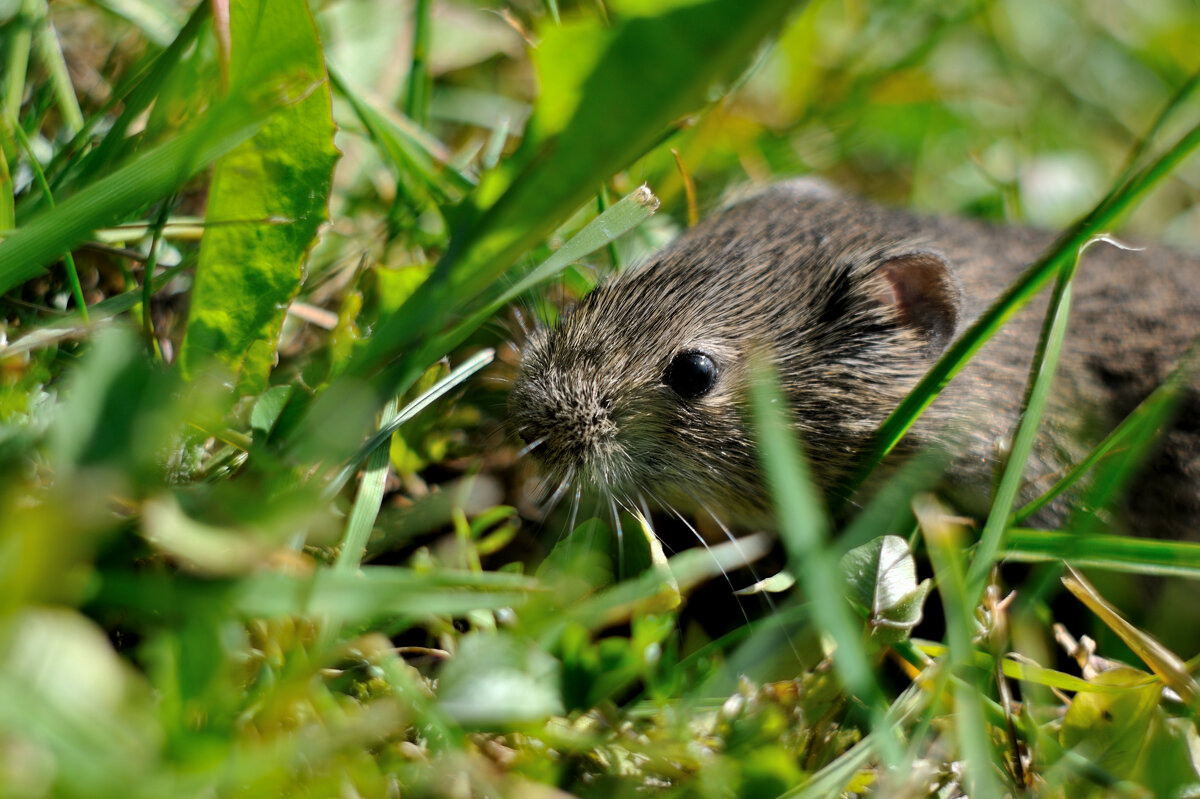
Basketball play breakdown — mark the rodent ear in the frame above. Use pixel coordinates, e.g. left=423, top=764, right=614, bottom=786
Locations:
left=870, top=252, right=961, bottom=356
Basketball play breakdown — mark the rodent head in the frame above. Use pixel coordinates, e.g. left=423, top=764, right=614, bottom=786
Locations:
left=509, top=181, right=962, bottom=521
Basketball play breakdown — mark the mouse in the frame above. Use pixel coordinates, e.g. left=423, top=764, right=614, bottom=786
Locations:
left=508, top=179, right=1200, bottom=539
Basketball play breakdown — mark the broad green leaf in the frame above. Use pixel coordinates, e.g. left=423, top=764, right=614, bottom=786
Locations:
left=179, top=0, right=338, bottom=394
left=840, top=535, right=931, bottom=645
left=1060, top=666, right=1163, bottom=796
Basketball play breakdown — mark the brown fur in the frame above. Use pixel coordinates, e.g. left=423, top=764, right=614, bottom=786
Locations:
left=509, top=179, right=1200, bottom=536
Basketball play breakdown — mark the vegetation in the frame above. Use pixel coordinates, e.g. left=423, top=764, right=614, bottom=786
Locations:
left=1, top=0, right=1199, bottom=797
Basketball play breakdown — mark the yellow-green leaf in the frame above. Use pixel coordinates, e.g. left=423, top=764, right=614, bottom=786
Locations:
left=180, top=0, right=338, bottom=394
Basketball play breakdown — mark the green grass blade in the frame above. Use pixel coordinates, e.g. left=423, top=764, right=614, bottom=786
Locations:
left=749, top=359, right=899, bottom=765
left=32, top=1, right=84, bottom=136
left=71, top=3, right=210, bottom=185
left=10, top=122, right=88, bottom=320
left=1013, top=344, right=1199, bottom=524
left=330, top=67, right=473, bottom=202
left=503, top=186, right=657, bottom=304
left=1002, top=529, right=1200, bottom=579
left=403, top=0, right=432, bottom=127
left=334, top=396, right=400, bottom=574
left=916, top=495, right=1006, bottom=797
left=964, top=244, right=1081, bottom=600
left=2, top=0, right=34, bottom=125
left=0, top=128, right=13, bottom=230
left=323, top=348, right=496, bottom=500
left=0, top=94, right=272, bottom=295
left=97, top=567, right=535, bottom=623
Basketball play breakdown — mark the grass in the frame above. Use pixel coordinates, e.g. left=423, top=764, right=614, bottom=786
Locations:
left=1, top=0, right=1200, bottom=797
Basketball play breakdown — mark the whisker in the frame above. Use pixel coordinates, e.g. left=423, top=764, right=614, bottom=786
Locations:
left=512, top=304, right=532, bottom=339
left=637, top=493, right=653, bottom=527
left=567, top=482, right=583, bottom=535
left=662, top=502, right=741, bottom=597
left=543, top=470, right=574, bottom=518
left=607, top=492, right=624, bottom=579
left=517, top=437, right=545, bottom=459
left=699, top=501, right=804, bottom=666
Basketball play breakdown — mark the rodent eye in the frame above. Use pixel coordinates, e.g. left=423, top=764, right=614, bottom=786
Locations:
left=664, top=350, right=718, bottom=400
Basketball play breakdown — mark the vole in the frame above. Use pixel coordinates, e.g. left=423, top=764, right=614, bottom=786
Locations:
left=508, top=179, right=1200, bottom=538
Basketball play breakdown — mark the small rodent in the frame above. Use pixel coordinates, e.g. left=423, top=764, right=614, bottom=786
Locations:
left=509, top=179, right=1200, bottom=537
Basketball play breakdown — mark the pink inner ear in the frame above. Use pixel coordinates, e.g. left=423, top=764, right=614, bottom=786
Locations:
left=875, top=252, right=961, bottom=355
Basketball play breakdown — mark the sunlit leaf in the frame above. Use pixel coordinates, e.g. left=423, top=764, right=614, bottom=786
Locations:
left=179, top=0, right=338, bottom=393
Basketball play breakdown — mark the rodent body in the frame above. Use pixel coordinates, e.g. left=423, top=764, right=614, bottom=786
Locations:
left=509, top=180, right=1200, bottom=537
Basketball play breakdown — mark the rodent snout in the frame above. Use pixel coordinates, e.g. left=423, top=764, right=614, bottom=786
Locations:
left=509, top=377, right=621, bottom=473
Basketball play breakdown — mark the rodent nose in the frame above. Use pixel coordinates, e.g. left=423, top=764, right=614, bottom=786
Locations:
left=517, top=387, right=619, bottom=467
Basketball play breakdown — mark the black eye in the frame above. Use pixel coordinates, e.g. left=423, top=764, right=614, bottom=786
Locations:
left=664, top=350, right=718, bottom=400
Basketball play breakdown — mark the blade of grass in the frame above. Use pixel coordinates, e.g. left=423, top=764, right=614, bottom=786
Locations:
left=963, top=239, right=1082, bottom=600
left=842, top=75, right=1200, bottom=503
left=334, top=394, right=400, bottom=575
left=749, top=359, right=901, bottom=767
left=0, top=127, right=12, bottom=230
left=10, top=123, right=88, bottom=320
left=323, top=348, right=496, bottom=501
left=2, top=0, right=34, bottom=127
left=483, top=185, right=658, bottom=312
left=0, top=91, right=276, bottom=294
left=1062, top=565, right=1200, bottom=709
left=915, top=494, right=1005, bottom=797
left=98, top=566, right=535, bottom=622
left=140, top=196, right=174, bottom=360
left=1002, top=529, right=1200, bottom=579
left=1013, top=342, right=1198, bottom=523
left=32, top=0, right=84, bottom=136
left=916, top=641, right=1139, bottom=693
left=330, top=67, right=474, bottom=203
left=72, top=2, right=210, bottom=184
left=403, top=0, right=432, bottom=128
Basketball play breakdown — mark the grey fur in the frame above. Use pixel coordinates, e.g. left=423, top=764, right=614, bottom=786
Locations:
left=509, top=180, right=1200, bottom=536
